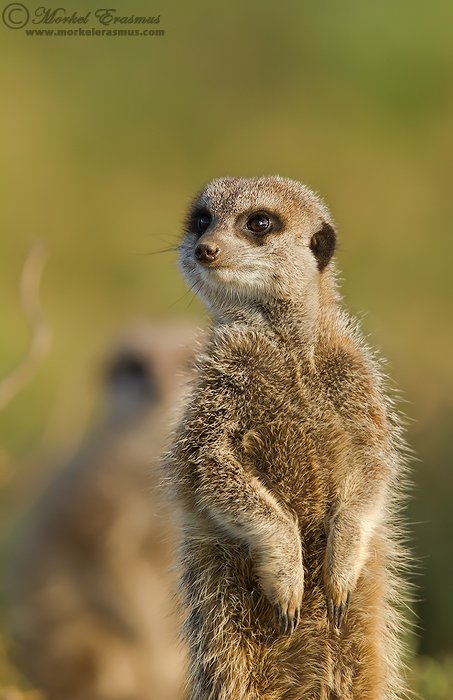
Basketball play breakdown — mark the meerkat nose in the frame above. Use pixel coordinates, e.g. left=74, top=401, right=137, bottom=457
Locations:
left=194, top=242, right=221, bottom=264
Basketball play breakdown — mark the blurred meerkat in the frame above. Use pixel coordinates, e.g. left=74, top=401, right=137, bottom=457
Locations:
left=166, top=177, right=410, bottom=700
left=8, top=321, right=199, bottom=700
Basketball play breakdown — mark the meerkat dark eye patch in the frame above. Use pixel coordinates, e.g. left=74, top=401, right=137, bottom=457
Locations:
left=309, top=222, right=336, bottom=271
left=188, top=209, right=212, bottom=236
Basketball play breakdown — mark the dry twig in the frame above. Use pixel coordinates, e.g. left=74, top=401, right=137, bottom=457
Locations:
left=0, top=242, right=51, bottom=411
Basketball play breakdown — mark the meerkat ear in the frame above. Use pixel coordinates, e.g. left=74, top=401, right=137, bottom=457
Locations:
left=309, top=222, right=336, bottom=272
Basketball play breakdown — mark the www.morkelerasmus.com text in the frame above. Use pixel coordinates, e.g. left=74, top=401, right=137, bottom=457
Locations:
left=25, top=27, right=164, bottom=35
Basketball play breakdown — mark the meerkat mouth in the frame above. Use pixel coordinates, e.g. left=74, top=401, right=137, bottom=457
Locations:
left=193, top=265, right=276, bottom=307
left=198, top=264, right=257, bottom=285
left=197, top=265, right=237, bottom=287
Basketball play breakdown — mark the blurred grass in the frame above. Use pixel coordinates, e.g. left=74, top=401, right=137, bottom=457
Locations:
left=0, top=0, right=452, bottom=678
left=411, top=656, right=453, bottom=700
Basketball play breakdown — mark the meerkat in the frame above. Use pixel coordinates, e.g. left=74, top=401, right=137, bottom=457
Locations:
left=7, top=321, right=199, bottom=700
left=165, top=177, right=410, bottom=700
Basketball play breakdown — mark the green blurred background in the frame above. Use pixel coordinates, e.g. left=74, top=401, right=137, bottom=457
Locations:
left=1, top=0, right=453, bottom=696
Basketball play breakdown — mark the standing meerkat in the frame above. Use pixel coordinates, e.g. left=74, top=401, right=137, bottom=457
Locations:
left=166, top=177, right=410, bottom=700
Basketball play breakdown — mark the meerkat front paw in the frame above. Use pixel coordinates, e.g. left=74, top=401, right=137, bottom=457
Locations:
left=326, top=583, right=351, bottom=630
left=273, top=583, right=303, bottom=636
left=259, top=555, right=304, bottom=636
left=271, top=573, right=304, bottom=635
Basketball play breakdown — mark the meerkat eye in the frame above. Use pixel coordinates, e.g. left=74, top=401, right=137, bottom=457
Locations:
left=197, top=215, right=211, bottom=233
left=246, top=214, right=271, bottom=234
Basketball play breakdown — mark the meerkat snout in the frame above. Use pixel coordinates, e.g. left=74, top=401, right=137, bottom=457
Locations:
left=194, top=240, right=221, bottom=264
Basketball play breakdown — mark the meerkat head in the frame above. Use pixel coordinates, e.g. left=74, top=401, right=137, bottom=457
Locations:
left=179, top=176, right=337, bottom=316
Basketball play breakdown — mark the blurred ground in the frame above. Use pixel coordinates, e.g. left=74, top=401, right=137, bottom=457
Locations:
left=1, top=0, right=453, bottom=697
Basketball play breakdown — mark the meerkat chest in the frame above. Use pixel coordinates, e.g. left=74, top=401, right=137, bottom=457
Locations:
left=214, top=330, right=322, bottom=425
left=207, top=331, right=342, bottom=502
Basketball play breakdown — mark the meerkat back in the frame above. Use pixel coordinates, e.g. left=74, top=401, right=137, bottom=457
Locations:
left=166, top=177, right=410, bottom=700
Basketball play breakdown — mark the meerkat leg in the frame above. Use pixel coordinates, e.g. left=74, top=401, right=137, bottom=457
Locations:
left=194, top=444, right=304, bottom=635
left=323, top=482, right=387, bottom=629
left=181, top=539, right=281, bottom=700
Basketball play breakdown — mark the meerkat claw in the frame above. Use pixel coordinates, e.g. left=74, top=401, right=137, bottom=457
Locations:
left=281, top=612, right=288, bottom=635
left=287, top=606, right=301, bottom=635
left=330, top=591, right=351, bottom=629
left=287, top=618, right=293, bottom=636
left=336, top=603, right=344, bottom=628
left=293, top=607, right=300, bottom=632
left=345, top=591, right=351, bottom=616
left=274, top=605, right=295, bottom=635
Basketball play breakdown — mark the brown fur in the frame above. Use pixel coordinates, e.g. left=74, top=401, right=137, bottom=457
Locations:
left=7, top=321, right=199, bottom=700
left=166, top=177, right=410, bottom=700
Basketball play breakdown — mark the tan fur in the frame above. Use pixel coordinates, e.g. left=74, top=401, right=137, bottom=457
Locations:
left=166, top=177, right=410, bottom=700
left=7, top=321, right=199, bottom=700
